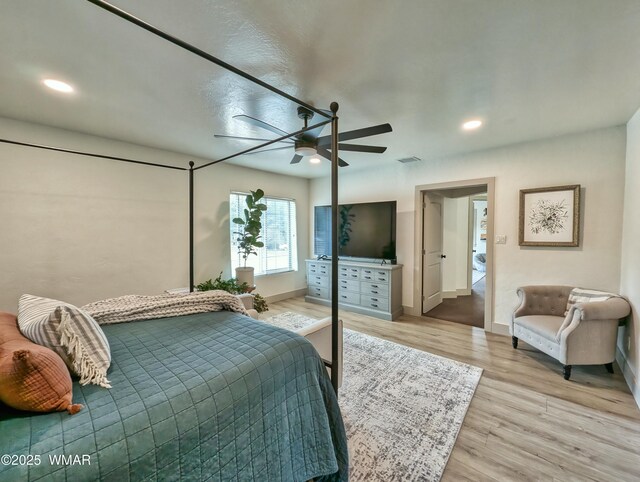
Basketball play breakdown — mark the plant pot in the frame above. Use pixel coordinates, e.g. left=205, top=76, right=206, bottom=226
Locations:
left=235, top=267, right=255, bottom=288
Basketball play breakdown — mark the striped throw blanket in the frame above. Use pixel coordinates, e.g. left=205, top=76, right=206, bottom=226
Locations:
left=82, top=290, right=249, bottom=325
left=564, top=288, right=618, bottom=316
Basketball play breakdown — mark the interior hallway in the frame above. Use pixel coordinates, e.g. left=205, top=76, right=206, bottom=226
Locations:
left=425, top=276, right=485, bottom=328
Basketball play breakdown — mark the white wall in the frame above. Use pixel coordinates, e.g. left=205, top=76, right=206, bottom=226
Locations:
left=473, top=200, right=488, bottom=254
left=0, top=117, right=309, bottom=312
left=195, top=165, right=310, bottom=299
left=619, top=108, right=640, bottom=405
left=442, top=197, right=470, bottom=295
left=310, top=126, right=626, bottom=329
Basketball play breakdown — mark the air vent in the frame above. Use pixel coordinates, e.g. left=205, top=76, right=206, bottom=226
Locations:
left=397, top=156, right=422, bottom=164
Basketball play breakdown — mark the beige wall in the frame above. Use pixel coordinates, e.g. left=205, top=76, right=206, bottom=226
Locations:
left=194, top=163, right=310, bottom=299
left=0, top=117, right=309, bottom=312
left=310, top=126, right=627, bottom=330
left=442, top=196, right=470, bottom=295
left=619, top=108, right=640, bottom=405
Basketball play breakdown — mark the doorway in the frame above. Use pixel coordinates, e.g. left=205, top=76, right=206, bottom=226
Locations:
left=413, top=178, right=495, bottom=331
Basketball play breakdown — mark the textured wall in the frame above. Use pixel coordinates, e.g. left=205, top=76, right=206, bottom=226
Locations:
left=310, top=126, right=627, bottom=330
left=619, top=108, right=640, bottom=405
left=0, top=117, right=309, bottom=312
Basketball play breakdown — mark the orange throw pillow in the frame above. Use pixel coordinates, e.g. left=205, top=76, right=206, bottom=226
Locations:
left=0, top=312, right=82, bottom=414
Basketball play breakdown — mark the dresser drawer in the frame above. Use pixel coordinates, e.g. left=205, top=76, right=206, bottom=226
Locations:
left=339, top=267, right=361, bottom=280
left=360, top=269, right=389, bottom=283
left=308, top=265, right=329, bottom=276
left=307, top=286, right=328, bottom=299
left=361, top=281, right=389, bottom=297
left=337, top=290, right=359, bottom=304
left=338, top=278, right=359, bottom=292
left=361, top=295, right=389, bottom=311
left=308, top=275, right=328, bottom=288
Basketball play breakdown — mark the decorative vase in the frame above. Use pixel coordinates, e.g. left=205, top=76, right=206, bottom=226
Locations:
left=235, top=267, right=255, bottom=288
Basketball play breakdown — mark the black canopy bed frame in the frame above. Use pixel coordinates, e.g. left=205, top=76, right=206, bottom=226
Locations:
left=0, top=0, right=342, bottom=394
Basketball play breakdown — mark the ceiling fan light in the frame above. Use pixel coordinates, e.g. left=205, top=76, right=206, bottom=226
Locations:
left=309, top=157, right=321, bottom=164
left=294, top=146, right=316, bottom=156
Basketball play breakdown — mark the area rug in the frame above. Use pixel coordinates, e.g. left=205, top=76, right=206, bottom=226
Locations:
left=262, top=312, right=483, bottom=481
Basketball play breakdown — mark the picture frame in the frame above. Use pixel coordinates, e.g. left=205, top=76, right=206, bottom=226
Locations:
left=519, top=184, right=580, bottom=247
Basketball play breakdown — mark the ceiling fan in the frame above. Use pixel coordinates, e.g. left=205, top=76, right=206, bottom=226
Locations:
left=214, top=106, right=392, bottom=167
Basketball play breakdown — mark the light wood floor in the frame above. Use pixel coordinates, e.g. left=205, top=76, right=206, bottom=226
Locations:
left=268, top=297, right=640, bottom=482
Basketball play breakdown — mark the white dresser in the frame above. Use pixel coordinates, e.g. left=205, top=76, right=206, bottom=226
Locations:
left=305, top=259, right=403, bottom=320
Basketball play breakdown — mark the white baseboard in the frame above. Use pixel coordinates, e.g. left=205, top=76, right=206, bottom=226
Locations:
left=442, top=288, right=472, bottom=299
left=616, top=345, right=640, bottom=410
left=403, top=304, right=420, bottom=317
left=265, top=288, right=308, bottom=304
left=491, top=322, right=510, bottom=336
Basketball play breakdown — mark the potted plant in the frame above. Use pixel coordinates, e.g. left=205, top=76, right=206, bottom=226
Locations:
left=195, top=272, right=269, bottom=313
left=232, top=189, right=267, bottom=287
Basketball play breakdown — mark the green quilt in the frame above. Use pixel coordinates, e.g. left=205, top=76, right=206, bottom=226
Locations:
left=0, top=311, right=348, bottom=481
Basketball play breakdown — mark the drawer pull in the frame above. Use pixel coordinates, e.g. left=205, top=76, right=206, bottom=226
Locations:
left=377, top=271, right=385, bottom=275
left=371, top=284, right=379, bottom=288
left=371, top=298, right=378, bottom=302
left=341, top=295, right=347, bottom=299
left=372, top=304, right=378, bottom=308
left=371, top=291, right=378, bottom=294
left=377, top=278, right=385, bottom=281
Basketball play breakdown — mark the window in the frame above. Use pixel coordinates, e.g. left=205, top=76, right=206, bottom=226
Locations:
left=230, top=192, right=298, bottom=275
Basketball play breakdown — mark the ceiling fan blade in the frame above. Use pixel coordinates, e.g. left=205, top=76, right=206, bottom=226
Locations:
left=244, top=145, right=292, bottom=156
left=214, top=134, right=293, bottom=144
left=317, top=147, right=349, bottom=167
left=290, top=154, right=303, bottom=164
left=318, top=123, right=392, bottom=145
left=233, top=114, right=290, bottom=137
left=336, top=143, right=387, bottom=153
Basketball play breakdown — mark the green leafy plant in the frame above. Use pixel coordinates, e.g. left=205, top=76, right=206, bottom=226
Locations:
left=339, top=204, right=355, bottom=250
left=195, top=272, right=249, bottom=294
left=252, top=293, right=268, bottom=313
left=232, top=189, right=267, bottom=266
left=195, top=272, right=269, bottom=313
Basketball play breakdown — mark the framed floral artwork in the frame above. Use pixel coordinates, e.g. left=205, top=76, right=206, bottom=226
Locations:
left=519, top=185, right=580, bottom=247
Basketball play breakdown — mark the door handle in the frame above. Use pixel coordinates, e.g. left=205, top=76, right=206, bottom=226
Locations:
left=440, top=254, right=447, bottom=259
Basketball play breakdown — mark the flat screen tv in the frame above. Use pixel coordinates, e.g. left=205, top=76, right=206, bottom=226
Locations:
left=314, top=201, right=396, bottom=262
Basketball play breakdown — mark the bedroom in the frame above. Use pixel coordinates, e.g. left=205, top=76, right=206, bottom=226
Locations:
left=1, top=0, right=640, bottom=481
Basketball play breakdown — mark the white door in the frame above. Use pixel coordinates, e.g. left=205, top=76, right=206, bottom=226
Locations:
left=422, top=192, right=444, bottom=313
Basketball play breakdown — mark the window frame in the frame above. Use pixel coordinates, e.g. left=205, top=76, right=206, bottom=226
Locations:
left=229, top=191, right=299, bottom=277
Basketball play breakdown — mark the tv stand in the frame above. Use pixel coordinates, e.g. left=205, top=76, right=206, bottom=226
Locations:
left=305, top=259, right=403, bottom=321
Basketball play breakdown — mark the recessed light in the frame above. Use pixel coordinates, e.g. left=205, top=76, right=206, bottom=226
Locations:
left=309, top=157, right=321, bottom=164
left=462, top=119, right=482, bottom=130
left=42, top=79, right=74, bottom=93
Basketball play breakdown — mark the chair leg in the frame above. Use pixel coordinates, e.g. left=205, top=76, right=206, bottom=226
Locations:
left=512, top=336, right=518, bottom=349
left=605, top=362, right=614, bottom=374
left=563, top=365, right=572, bottom=380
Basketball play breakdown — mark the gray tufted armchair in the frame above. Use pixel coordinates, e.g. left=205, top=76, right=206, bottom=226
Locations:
left=511, top=285, right=630, bottom=380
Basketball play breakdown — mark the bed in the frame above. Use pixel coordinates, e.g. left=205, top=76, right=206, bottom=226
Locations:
left=0, top=311, right=348, bottom=481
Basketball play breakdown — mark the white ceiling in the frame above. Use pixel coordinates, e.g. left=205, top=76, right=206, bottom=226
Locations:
left=2, top=0, right=640, bottom=178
